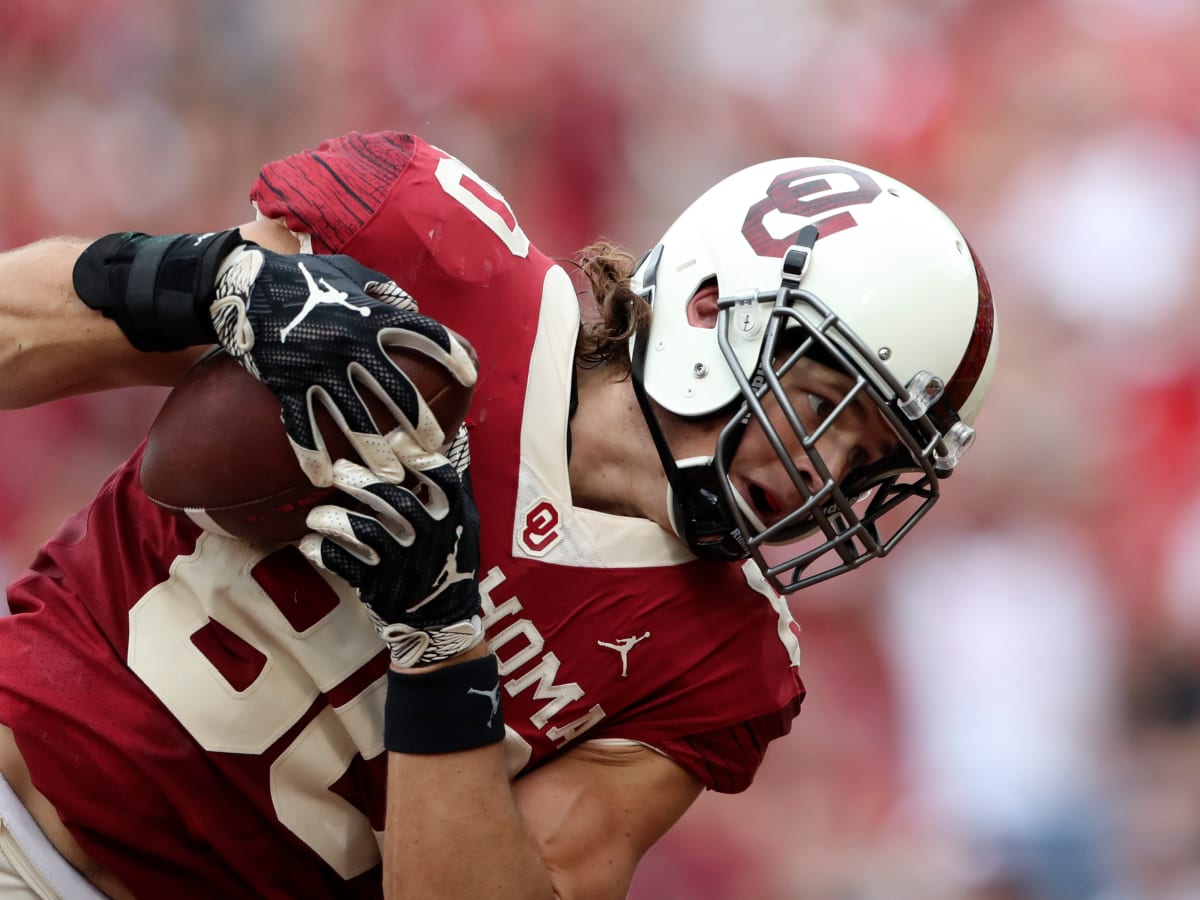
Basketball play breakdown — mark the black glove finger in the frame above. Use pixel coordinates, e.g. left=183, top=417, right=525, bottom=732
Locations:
left=343, top=361, right=426, bottom=440
left=414, top=459, right=464, bottom=502
left=301, top=527, right=371, bottom=585
left=361, top=459, right=464, bottom=522
left=304, top=508, right=417, bottom=621
left=274, top=385, right=382, bottom=487
left=378, top=312, right=460, bottom=361
left=334, top=369, right=432, bottom=482
left=275, top=391, right=319, bottom=453
left=399, top=454, right=464, bottom=491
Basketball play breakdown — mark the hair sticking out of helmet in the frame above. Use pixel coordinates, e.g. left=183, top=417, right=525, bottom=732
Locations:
left=629, top=157, right=999, bottom=592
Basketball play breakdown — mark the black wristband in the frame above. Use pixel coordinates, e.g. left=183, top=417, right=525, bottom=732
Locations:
left=72, top=228, right=244, bottom=352
left=384, top=654, right=506, bottom=754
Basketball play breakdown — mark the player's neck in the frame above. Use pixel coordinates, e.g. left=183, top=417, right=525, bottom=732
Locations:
left=567, top=364, right=671, bottom=530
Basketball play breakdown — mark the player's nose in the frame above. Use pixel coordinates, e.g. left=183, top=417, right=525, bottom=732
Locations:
left=811, top=433, right=859, bottom=485
left=769, top=434, right=857, bottom=517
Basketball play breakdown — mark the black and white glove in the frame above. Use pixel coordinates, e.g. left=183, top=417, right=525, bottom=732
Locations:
left=73, top=230, right=477, bottom=486
left=209, top=245, right=476, bottom=485
left=299, top=430, right=484, bottom=668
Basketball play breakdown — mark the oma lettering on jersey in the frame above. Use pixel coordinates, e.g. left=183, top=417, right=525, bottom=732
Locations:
left=478, top=566, right=606, bottom=747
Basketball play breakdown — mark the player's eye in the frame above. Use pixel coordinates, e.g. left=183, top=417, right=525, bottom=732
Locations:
left=807, top=392, right=834, bottom=422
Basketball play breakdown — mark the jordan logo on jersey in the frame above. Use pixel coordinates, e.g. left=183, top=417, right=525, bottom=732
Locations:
left=597, top=632, right=651, bottom=678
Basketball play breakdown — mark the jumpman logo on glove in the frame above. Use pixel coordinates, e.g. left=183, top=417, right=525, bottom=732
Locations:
left=407, top=526, right=476, bottom=614
left=280, top=260, right=371, bottom=342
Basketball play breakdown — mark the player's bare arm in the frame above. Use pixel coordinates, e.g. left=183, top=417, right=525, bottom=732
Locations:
left=0, top=236, right=200, bottom=407
left=0, top=219, right=291, bottom=409
left=512, top=739, right=703, bottom=899
left=383, top=720, right=701, bottom=900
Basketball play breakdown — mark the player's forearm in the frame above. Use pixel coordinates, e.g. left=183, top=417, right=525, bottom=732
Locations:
left=384, top=743, right=557, bottom=900
left=382, top=646, right=557, bottom=900
left=0, top=237, right=198, bottom=407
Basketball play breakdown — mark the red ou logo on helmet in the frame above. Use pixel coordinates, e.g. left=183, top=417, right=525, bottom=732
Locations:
left=521, top=500, right=561, bottom=554
left=742, top=165, right=882, bottom=257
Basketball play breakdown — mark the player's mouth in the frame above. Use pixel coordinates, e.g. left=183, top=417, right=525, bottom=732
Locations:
left=731, top=478, right=780, bottom=534
left=731, top=476, right=831, bottom=545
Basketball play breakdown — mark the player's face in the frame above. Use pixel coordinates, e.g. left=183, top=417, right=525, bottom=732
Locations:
left=723, top=356, right=899, bottom=534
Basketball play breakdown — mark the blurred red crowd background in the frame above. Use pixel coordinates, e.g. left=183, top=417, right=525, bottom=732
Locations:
left=3, top=1, right=1200, bottom=897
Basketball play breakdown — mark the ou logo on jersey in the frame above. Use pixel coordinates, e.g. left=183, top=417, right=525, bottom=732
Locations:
left=521, top=500, right=561, bottom=555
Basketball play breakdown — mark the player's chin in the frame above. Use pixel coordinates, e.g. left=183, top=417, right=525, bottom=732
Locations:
left=759, top=515, right=821, bottom=547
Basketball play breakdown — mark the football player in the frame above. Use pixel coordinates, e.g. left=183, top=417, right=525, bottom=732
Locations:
left=0, top=132, right=996, bottom=899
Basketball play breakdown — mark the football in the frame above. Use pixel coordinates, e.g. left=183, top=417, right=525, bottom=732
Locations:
left=140, top=339, right=476, bottom=543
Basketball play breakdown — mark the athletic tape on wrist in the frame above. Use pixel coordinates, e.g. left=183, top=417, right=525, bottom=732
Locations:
left=384, top=654, right=506, bottom=754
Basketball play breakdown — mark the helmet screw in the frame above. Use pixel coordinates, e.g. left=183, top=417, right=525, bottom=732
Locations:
left=738, top=310, right=762, bottom=339
left=693, top=363, right=708, bottom=378
left=878, top=347, right=892, bottom=361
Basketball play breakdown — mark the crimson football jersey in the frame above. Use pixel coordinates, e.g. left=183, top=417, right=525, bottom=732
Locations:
left=0, top=132, right=805, bottom=898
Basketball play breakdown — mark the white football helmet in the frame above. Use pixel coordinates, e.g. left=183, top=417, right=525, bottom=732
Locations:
left=629, top=158, right=997, bottom=592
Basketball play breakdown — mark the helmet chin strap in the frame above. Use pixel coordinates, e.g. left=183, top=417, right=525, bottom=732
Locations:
left=630, top=245, right=749, bottom=562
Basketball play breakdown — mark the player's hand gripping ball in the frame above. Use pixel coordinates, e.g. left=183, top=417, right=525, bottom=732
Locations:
left=205, top=248, right=478, bottom=486
left=140, top=337, right=476, bottom=543
left=300, top=445, right=484, bottom=668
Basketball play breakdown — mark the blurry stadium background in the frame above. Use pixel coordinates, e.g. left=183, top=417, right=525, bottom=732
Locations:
left=2, top=1, right=1199, bottom=897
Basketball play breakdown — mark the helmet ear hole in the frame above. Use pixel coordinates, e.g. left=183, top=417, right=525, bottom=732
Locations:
left=685, top=278, right=720, bottom=329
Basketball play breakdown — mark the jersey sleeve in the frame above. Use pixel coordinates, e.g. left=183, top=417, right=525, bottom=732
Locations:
left=612, top=570, right=808, bottom=794
left=251, top=131, right=417, bottom=256
left=575, top=591, right=808, bottom=796
left=249, top=131, right=540, bottom=313
left=653, top=693, right=805, bottom=793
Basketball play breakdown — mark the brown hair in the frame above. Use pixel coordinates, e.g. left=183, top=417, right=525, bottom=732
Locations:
left=571, top=240, right=652, bottom=375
